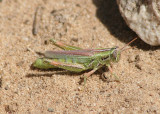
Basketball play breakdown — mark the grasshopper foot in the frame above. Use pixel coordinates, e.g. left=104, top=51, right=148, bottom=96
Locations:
left=80, top=68, right=99, bottom=85
left=108, top=65, right=120, bottom=82
left=79, top=75, right=87, bottom=85
left=102, top=65, right=120, bottom=82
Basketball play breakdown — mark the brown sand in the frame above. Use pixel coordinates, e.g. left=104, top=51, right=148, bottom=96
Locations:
left=0, top=0, right=160, bottom=113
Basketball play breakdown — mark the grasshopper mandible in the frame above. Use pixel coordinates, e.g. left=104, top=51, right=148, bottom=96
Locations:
left=33, top=38, right=137, bottom=82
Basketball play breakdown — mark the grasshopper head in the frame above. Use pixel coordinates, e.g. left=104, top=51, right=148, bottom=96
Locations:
left=111, top=38, right=137, bottom=62
left=111, top=47, right=121, bottom=62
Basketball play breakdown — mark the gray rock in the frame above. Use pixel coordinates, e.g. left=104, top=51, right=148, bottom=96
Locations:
left=117, top=0, right=160, bottom=46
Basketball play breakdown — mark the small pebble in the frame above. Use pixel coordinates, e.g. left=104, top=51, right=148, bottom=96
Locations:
left=0, top=78, right=2, bottom=88
left=47, top=108, right=54, bottom=112
left=135, top=63, right=142, bottom=70
left=106, top=94, right=111, bottom=97
left=44, top=40, right=49, bottom=45
left=93, top=26, right=96, bottom=30
left=77, top=87, right=82, bottom=91
left=4, top=85, right=9, bottom=90
left=135, top=55, right=140, bottom=62
left=71, top=38, right=78, bottom=42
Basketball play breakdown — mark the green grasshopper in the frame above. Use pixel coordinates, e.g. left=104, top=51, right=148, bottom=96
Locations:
left=33, top=38, right=137, bottom=83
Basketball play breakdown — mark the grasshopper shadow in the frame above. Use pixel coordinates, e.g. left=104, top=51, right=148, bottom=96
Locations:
left=28, top=65, right=86, bottom=77
left=27, top=66, right=84, bottom=77
left=92, top=0, right=160, bottom=50
left=26, top=68, right=85, bottom=85
left=26, top=68, right=103, bottom=78
left=26, top=66, right=109, bottom=84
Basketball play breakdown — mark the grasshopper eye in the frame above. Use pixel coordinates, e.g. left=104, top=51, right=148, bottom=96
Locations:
left=112, top=50, right=119, bottom=61
left=113, top=51, right=117, bottom=59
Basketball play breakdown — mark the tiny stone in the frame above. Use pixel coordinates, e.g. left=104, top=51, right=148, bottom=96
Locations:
left=125, top=98, right=130, bottom=102
left=149, top=52, right=153, bottom=55
left=23, top=20, right=29, bottom=25
left=71, top=38, right=78, bottom=42
left=0, top=77, right=2, bottom=88
left=76, top=4, right=81, bottom=7
left=44, top=40, right=49, bottom=45
left=135, top=63, right=142, bottom=70
left=50, top=10, right=57, bottom=15
left=93, top=26, right=96, bottom=30
left=4, top=85, right=9, bottom=90
left=77, top=87, right=82, bottom=91
left=47, top=108, right=54, bottom=112
left=106, top=94, right=111, bottom=97
left=135, top=55, right=140, bottom=62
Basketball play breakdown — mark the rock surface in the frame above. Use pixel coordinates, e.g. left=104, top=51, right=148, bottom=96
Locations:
left=117, top=0, right=160, bottom=46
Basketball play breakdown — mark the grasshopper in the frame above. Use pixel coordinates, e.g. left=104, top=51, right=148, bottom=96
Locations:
left=33, top=38, right=137, bottom=83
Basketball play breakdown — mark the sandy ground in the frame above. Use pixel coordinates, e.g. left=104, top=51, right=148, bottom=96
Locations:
left=0, top=0, right=160, bottom=113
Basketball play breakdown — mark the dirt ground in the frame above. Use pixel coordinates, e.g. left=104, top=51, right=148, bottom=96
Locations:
left=0, top=0, right=160, bottom=113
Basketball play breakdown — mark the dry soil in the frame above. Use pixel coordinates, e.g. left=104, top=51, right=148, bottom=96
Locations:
left=0, top=0, right=160, bottom=113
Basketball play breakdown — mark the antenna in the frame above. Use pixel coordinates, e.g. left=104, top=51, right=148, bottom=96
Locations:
left=120, top=37, right=137, bottom=51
